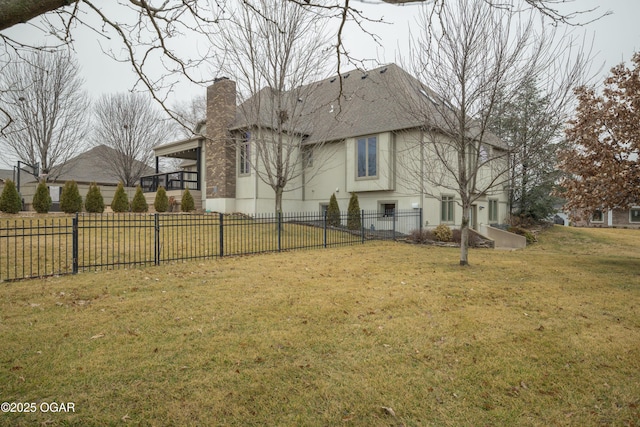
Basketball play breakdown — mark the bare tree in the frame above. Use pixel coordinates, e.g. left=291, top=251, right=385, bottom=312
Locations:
left=0, top=1, right=605, bottom=133
left=93, top=92, right=171, bottom=186
left=172, top=95, right=206, bottom=138
left=211, top=0, right=333, bottom=213
left=399, top=0, right=590, bottom=265
left=0, top=49, right=89, bottom=180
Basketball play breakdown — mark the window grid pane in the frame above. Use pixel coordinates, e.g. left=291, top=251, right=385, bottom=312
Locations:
left=368, top=137, right=377, bottom=177
left=357, top=138, right=366, bottom=177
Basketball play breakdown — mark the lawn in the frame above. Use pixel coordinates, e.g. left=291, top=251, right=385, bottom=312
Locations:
left=0, top=226, right=638, bottom=426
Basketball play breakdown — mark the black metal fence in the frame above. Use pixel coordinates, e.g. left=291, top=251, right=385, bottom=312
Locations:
left=1, top=209, right=422, bottom=282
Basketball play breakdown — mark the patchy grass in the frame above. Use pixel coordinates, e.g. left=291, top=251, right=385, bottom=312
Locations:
left=0, top=226, right=638, bottom=426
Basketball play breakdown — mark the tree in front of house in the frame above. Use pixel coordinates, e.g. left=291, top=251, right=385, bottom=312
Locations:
left=60, top=181, right=83, bottom=213
left=111, top=182, right=130, bottom=213
left=85, top=182, right=105, bottom=213
left=401, top=0, right=590, bottom=265
left=181, top=188, right=195, bottom=212
left=0, top=180, right=22, bottom=213
left=32, top=181, right=52, bottom=213
left=154, top=186, right=169, bottom=213
left=347, top=193, right=361, bottom=230
left=130, top=186, right=148, bottom=213
left=212, top=0, right=332, bottom=214
left=327, top=193, right=341, bottom=227
left=558, top=52, right=640, bottom=220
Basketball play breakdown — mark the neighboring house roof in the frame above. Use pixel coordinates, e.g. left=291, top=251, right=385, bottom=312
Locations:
left=0, top=169, right=13, bottom=183
left=231, top=63, right=505, bottom=148
left=48, top=145, right=155, bottom=185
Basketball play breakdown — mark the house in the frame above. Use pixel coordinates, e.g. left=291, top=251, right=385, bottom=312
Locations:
left=145, top=64, right=510, bottom=231
left=1, top=145, right=154, bottom=211
left=571, top=207, right=640, bottom=229
left=0, top=169, right=13, bottom=184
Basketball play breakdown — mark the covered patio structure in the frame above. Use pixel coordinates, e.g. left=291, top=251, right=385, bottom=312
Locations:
left=141, top=135, right=204, bottom=211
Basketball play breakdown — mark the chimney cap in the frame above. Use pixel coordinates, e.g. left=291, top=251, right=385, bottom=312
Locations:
left=214, top=76, right=230, bottom=83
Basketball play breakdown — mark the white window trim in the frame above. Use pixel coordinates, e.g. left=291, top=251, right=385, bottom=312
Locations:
left=355, top=135, right=378, bottom=180
left=238, top=136, right=251, bottom=177
left=629, top=206, right=640, bottom=223
left=378, top=200, right=397, bottom=220
left=591, top=209, right=604, bottom=223
left=441, top=195, right=455, bottom=223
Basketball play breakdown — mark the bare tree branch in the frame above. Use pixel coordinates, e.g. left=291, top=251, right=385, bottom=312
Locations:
left=0, top=49, right=89, bottom=179
left=93, top=92, right=171, bottom=186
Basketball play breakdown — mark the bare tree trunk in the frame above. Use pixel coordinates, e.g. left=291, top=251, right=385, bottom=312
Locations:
left=460, top=203, right=470, bottom=266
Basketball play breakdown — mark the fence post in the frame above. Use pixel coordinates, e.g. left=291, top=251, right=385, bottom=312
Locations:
left=361, top=209, right=365, bottom=244
left=277, top=212, right=282, bottom=252
left=323, top=210, right=327, bottom=248
left=219, top=213, right=224, bottom=258
left=393, top=209, right=397, bottom=240
left=154, top=213, right=160, bottom=266
left=72, top=213, right=79, bottom=274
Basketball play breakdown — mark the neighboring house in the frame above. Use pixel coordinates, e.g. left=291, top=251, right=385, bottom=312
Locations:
left=2, top=146, right=154, bottom=211
left=0, top=169, right=13, bottom=184
left=47, top=145, right=155, bottom=186
left=145, top=64, right=510, bottom=230
left=571, top=207, right=640, bottom=229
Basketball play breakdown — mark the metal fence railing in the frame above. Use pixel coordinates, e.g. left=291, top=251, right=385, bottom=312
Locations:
left=0, top=209, right=422, bottom=282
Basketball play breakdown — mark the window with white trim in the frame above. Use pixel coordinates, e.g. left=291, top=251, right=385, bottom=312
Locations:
left=379, top=202, right=396, bottom=219
left=591, top=209, right=604, bottom=223
left=239, top=132, right=250, bottom=176
left=441, top=195, right=455, bottom=223
left=488, top=199, right=499, bottom=223
left=302, top=146, right=313, bottom=168
left=630, top=207, right=640, bottom=223
left=357, top=136, right=377, bottom=178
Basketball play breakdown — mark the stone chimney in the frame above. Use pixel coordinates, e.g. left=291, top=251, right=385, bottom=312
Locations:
left=205, top=77, right=237, bottom=199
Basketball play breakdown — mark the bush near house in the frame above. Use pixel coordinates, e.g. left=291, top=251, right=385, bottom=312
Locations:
left=60, top=180, right=83, bottom=213
left=111, top=182, right=129, bottom=213
left=327, top=193, right=340, bottom=227
left=154, top=186, right=169, bottom=213
left=85, top=182, right=105, bottom=213
left=347, top=192, right=361, bottom=230
left=509, top=226, right=537, bottom=244
left=131, top=186, right=149, bottom=213
left=0, top=180, right=22, bottom=214
left=32, top=181, right=52, bottom=213
left=181, top=188, right=195, bottom=212
left=433, top=224, right=453, bottom=242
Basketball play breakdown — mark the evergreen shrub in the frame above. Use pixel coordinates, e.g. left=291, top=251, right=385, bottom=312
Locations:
left=0, top=180, right=22, bottom=214
left=111, top=182, right=129, bottom=213
left=60, top=180, right=83, bottom=213
left=32, top=181, right=52, bottom=213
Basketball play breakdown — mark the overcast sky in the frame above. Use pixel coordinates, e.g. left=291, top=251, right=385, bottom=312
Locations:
left=1, top=0, right=639, bottom=169
left=8, top=0, right=638, bottom=101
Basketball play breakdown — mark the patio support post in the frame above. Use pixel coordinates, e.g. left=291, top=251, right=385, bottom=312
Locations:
left=196, top=146, right=202, bottom=191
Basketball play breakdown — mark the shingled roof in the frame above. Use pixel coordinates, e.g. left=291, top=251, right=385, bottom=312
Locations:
left=48, top=145, right=155, bottom=185
left=230, top=63, right=505, bottom=148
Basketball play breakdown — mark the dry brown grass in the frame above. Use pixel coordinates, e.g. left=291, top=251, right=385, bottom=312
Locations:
left=0, top=226, right=638, bottom=426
